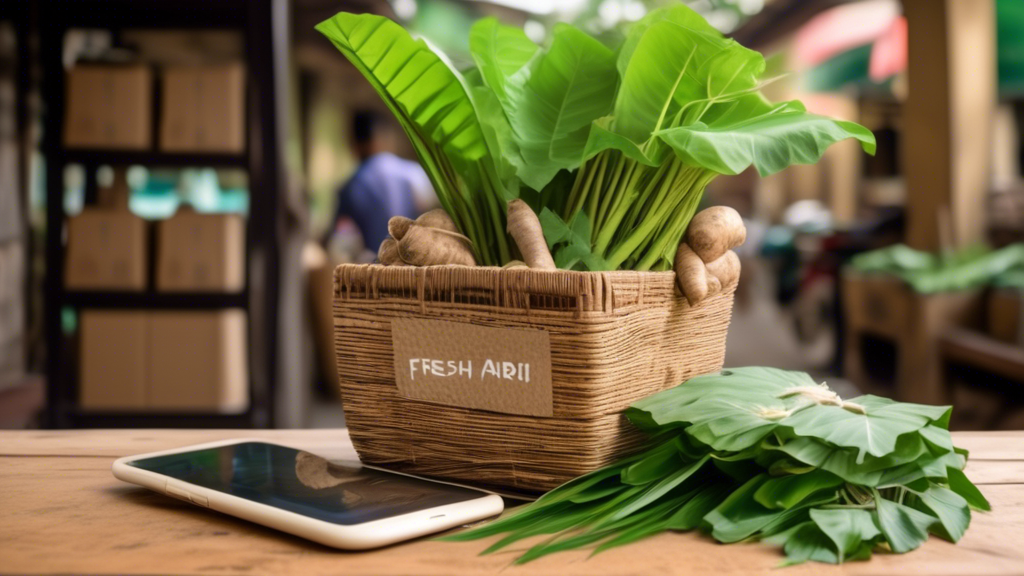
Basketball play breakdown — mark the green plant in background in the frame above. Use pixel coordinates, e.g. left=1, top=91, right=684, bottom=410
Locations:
left=317, top=5, right=875, bottom=269
left=850, top=243, right=1024, bottom=293
left=444, top=367, right=989, bottom=566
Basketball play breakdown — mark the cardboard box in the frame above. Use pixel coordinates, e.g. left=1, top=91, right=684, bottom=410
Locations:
left=65, top=208, right=148, bottom=291
left=148, top=310, right=248, bottom=412
left=64, top=65, right=152, bottom=149
left=156, top=208, right=245, bottom=292
left=79, top=311, right=148, bottom=410
left=66, top=168, right=148, bottom=291
left=159, top=64, right=245, bottom=153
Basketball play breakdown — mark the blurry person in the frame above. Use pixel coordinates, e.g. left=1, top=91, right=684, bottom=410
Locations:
left=326, top=111, right=434, bottom=252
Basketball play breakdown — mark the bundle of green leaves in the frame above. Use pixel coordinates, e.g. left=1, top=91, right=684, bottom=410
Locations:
left=851, top=243, right=1024, bottom=293
left=316, top=6, right=876, bottom=268
left=444, top=367, right=989, bottom=566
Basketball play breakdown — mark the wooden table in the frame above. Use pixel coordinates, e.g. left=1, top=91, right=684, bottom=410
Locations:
left=3, top=429, right=1024, bottom=575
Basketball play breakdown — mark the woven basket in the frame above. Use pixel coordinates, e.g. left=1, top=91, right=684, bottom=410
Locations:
left=332, top=264, right=735, bottom=492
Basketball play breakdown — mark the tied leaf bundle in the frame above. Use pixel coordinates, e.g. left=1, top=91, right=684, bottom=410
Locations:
left=444, top=367, right=989, bottom=566
left=316, top=6, right=875, bottom=269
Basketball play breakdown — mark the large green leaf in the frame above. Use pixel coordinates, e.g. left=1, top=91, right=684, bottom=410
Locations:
left=504, top=23, right=618, bottom=190
left=781, top=395, right=951, bottom=461
left=468, top=81, right=520, bottom=201
left=626, top=367, right=818, bottom=452
left=613, top=5, right=738, bottom=141
left=769, top=433, right=938, bottom=487
left=809, top=508, right=881, bottom=561
left=468, top=18, right=537, bottom=105
left=582, top=116, right=663, bottom=165
left=874, top=492, right=938, bottom=553
left=782, top=523, right=842, bottom=565
left=917, top=485, right=970, bottom=542
left=947, top=467, right=992, bottom=511
left=753, top=469, right=843, bottom=510
left=657, top=109, right=876, bottom=176
left=316, top=13, right=490, bottom=179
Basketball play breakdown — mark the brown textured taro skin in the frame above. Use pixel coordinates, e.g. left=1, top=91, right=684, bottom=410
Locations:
left=388, top=216, right=413, bottom=241
left=415, top=208, right=460, bottom=234
left=674, top=243, right=708, bottom=305
left=378, top=237, right=404, bottom=265
left=506, top=199, right=556, bottom=270
left=685, top=206, right=746, bottom=263
left=706, top=250, right=741, bottom=289
left=397, top=224, right=476, bottom=267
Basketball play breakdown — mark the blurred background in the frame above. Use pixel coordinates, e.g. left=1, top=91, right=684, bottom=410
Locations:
left=1, top=0, right=1022, bottom=431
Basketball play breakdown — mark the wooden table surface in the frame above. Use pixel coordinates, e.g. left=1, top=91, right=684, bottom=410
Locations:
left=3, top=429, right=1024, bottom=576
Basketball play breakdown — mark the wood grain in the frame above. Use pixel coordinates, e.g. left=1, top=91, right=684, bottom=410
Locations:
left=1, top=429, right=1022, bottom=576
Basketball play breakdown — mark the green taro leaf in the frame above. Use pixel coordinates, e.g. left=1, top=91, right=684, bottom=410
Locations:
left=753, top=469, right=843, bottom=510
left=657, top=111, right=877, bottom=177
left=672, top=41, right=766, bottom=127
left=947, top=467, right=991, bottom=511
left=470, top=83, right=520, bottom=201
left=705, top=474, right=795, bottom=543
left=316, top=13, right=490, bottom=179
left=468, top=18, right=537, bottom=105
left=613, top=5, right=738, bottom=142
left=698, top=92, right=804, bottom=128
left=615, top=4, right=723, bottom=78
left=917, top=485, right=970, bottom=542
left=504, top=23, right=619, bottom=190
left=626, top=367, right=819, bottom=452
left=768, top=431, right=940, bottom=487
left=808, top=508, right=881, bottom=561
left=781, top=522, right=841, bottom=566
left=874, top=491, right=938, bottom=553
left=539, top=209, right=609, bottom=270
left=582, top=116, right=663, bottom=165
left=779, top=395, right=952, bottom=461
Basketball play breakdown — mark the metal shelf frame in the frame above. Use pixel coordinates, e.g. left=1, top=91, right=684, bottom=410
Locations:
left=40, top=0, right=290, bottom=429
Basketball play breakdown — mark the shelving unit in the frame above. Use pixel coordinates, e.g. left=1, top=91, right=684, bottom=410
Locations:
left=41, top=0, right=290, bottom=428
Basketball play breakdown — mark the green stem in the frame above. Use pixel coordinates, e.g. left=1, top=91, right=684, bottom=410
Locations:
left=586, top=152, right=611, bottom=227
left=478, top=162, right=511, bottom=265
left=598, top=162, right=665, bottom=255
left=604, top=163, right=680, bottom=268
left=594, top=153, right=627, bottom=236
left=635, top=180, right=703, bottom=271
left=566, top=155, right=599, bottom=220
left=594, top=159, right=644, bottom=253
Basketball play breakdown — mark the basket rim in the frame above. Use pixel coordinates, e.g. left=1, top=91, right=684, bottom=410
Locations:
left=333, top=262, right=677, bottom=280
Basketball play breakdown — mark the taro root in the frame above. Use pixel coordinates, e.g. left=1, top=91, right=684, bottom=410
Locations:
left=674, top=243, right=708, bottom=305
left=506, top=199, right=556, bottom=270
left=388, top=216, right=413, bottom=241
left=705, top=250, right=741, bottom=289
left=397, top=224, right=476, bottom=267
left=415, top=208, right=460, bottom=234
left=378, top=237, right=404, bottom=265
left=685, top=206, right=746, bottom=263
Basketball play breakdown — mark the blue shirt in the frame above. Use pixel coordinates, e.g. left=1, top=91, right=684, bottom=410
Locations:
left=331, top=153, right=429, bottom=250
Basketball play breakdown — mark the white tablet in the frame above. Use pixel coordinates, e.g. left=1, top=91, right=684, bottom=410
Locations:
left=112, top=438, right=504, bottom=550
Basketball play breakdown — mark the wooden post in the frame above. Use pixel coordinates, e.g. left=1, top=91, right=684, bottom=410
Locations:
left=902, top=0, right=996, bottom=250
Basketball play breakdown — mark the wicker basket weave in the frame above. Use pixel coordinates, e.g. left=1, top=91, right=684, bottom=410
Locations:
left=332, top=264, right=735, bottom=492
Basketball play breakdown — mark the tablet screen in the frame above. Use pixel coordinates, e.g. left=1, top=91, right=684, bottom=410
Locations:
left=126, top=442, right=489, bottom=525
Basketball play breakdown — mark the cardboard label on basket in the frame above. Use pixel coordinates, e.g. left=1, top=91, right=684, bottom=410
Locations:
left=391, top=318, right=552, bottom=417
